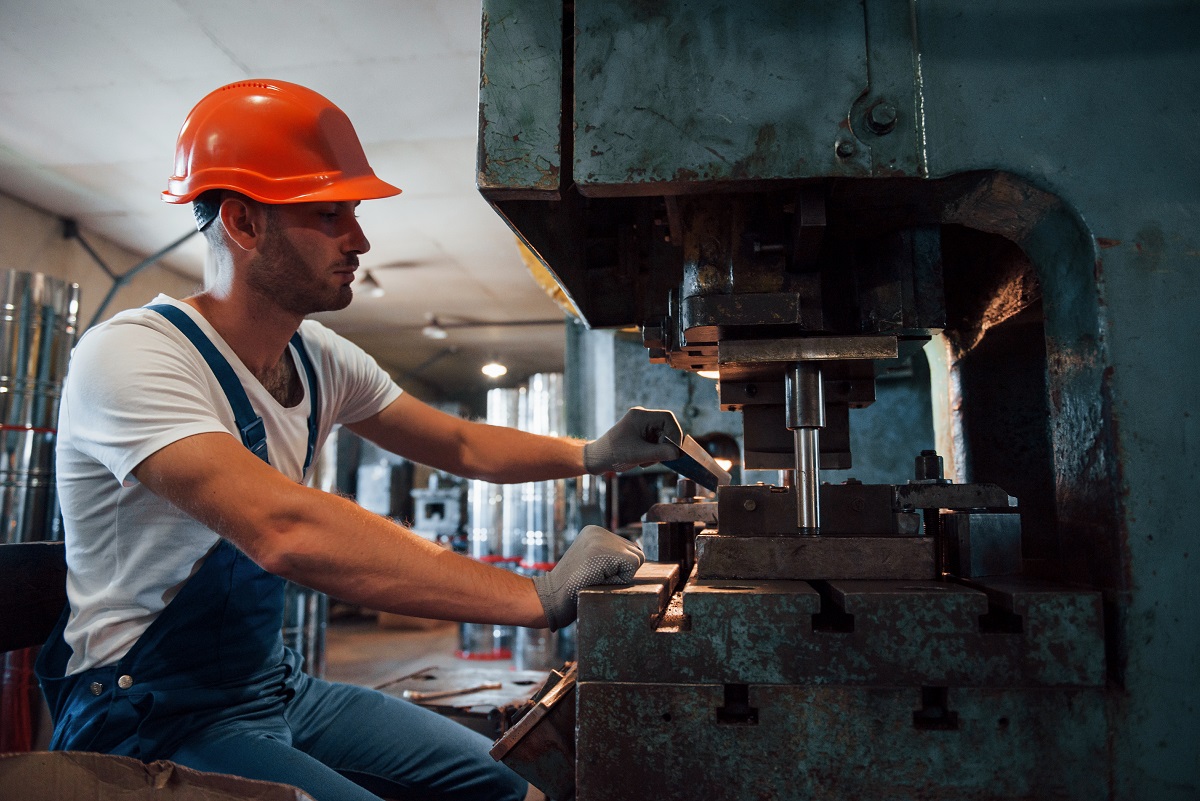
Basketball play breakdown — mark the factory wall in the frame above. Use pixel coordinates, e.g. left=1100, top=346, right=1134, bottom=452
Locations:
left=0, top=192, right=199, bottom=329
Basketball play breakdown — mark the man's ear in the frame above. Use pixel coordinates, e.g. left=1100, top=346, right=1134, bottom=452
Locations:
left=218, top=196, right=265, bottom=252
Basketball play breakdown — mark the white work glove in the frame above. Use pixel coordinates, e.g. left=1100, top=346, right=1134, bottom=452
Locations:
left=583, top=407, right=683, bottom=474
left=533, top=525, right=644, bottom=631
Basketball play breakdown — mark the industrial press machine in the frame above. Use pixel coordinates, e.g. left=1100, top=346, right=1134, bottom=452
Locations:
left=478, top=2, right=1200, bottom=799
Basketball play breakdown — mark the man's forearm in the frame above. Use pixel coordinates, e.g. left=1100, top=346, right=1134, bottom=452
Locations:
left=456, top=424, right=586, bottom=483
left=135, top=432, right=550, bottom=627
left=346, top=394, right=587, bottom=483
left=258, top=487, right=549, bottom=626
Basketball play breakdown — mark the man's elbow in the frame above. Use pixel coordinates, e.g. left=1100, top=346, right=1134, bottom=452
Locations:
left=229, top=513, right=311, bottom=579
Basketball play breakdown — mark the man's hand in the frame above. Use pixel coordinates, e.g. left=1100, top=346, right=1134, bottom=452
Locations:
left=533, top=526, right=644, bottom=631
left=583, top=407, right=683, bottom=474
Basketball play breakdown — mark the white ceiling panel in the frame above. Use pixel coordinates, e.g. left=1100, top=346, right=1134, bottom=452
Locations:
left=0, top=0, right=567, bottom=399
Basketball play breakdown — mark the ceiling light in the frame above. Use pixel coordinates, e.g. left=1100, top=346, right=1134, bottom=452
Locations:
left=358, top=270, right=385, bottom=298
left=422, top=315, right=448, bottom=340
left=481, top=359, right=508, bottom=378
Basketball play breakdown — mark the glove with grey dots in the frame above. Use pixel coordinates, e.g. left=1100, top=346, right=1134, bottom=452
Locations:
left=533, top=525, right=644, bottom=631
left=583, top=407, right=683, bottom=474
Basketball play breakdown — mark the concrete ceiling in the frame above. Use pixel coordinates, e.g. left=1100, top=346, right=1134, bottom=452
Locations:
left=0, top=0, right=567, bottom=402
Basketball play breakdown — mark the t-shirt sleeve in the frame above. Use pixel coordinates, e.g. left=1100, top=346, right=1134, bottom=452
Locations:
left=62, top=321, right=232, bottom=486
left=301, top=321, right=403, bottom=425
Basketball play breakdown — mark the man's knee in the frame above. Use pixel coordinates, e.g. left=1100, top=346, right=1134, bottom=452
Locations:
left=490, top=763, right=529, bottom=801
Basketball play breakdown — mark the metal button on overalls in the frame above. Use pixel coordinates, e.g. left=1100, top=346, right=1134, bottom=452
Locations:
left=89, top=682, right=103, bottom=696
left=117, top=675, right=133, bottom=690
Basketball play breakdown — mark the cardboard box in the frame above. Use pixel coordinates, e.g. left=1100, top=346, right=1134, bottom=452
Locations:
left=0, top=751, right=313, bottom=800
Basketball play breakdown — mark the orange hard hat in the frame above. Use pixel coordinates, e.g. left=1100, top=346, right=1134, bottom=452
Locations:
left=162, top=79, right=401, bottom=205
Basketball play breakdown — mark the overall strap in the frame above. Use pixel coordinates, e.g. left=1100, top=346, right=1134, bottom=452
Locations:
left=148, top=304, right=321, bottom=475
left=288, top=330, right=320, bottom=476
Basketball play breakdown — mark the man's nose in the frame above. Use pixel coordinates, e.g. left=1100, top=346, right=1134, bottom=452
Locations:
left=345, top=216, right=370, bottom=254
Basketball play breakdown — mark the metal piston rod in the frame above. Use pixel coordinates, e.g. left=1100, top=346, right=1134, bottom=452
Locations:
left=785, top=362, right=824, bottom=533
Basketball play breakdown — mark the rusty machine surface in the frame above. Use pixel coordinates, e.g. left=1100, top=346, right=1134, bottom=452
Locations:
left=478, top=2, right=1199, bottom=799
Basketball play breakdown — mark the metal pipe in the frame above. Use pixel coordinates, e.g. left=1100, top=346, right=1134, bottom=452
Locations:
left=785, top=362, right=825, bottom=534
left=793, top=427, right=820, bottom=532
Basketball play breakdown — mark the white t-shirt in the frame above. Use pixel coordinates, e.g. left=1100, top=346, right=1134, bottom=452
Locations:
left=55, top=295, right=403, bottom=674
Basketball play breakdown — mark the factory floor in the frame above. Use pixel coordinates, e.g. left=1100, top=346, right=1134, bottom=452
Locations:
left=324, top=610, right=471, bottom=687
left=325, top=610, right=550, bottom=801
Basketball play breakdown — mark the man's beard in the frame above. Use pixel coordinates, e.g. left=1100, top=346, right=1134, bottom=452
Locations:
left=247, top=224, right=354, bottom=316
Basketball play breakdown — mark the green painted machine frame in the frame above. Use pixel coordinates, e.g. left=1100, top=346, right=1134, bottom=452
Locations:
left=478, top=2, right=1200, bottom=798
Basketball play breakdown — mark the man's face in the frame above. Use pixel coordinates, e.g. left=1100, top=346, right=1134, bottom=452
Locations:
left=246, top=200, right=369, bottom=316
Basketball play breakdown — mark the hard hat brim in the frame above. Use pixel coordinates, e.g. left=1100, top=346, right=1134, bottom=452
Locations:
left=163, top=170, right=402, bottom=205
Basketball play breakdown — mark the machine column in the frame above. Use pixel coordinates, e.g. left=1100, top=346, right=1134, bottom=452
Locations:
left=785, top=362, right=824, bottom=534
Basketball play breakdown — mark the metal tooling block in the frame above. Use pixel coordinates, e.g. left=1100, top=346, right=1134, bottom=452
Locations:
left=962, top=575, right=1107, bottom=686
left=578, top=573, right=823, bottom=685
left=574, top=683, right=1108, bottom=801
left=717, top=482, right=1016, bottom=537
left=694, top=533, right=935, bottom=580
left=577, top=569, right=1105, bottom=687
left=943, top=511, right=1023, bottom=577
left=814, top=580, right=1105, bottom=687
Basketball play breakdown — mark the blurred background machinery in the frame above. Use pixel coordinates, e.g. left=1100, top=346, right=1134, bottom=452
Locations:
left=479, top=1, right=1199, bottom=799
left=461, top=375, right=608, bottom=670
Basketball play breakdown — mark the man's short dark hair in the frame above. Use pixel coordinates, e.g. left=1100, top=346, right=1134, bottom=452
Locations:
left=192, top=190, right=224, bottom=232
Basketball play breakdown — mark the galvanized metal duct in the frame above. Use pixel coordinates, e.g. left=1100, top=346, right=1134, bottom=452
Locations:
left=0, top=269, right=77, bottom=753
left=0, top=270, right=78, bottom=545
left=459, top=387, right=523, bottom=660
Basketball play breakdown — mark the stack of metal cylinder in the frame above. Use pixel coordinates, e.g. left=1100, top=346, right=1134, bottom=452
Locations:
left=458, top=386, right=523, bottom=660
left=0, top=270, right=78, bottom=752
left=514, top=373, right=569, bottom=669
left=459, top=374, right=575, bottom=668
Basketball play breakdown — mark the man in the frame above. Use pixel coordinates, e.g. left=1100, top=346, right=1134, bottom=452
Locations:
left=36, top=79, right=682, bottom=801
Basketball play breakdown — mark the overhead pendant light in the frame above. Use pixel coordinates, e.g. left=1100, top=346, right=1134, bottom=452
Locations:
left=422, top=314, right=449, bottom=340
left=358, top=270, right=385, bottom=298
left=481, top=357, right=508, bottom=378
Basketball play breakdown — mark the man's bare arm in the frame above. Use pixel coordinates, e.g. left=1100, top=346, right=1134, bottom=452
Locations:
left=132, top=431, right=549, bottom=627
left=347, top=393, right=587, bottom=483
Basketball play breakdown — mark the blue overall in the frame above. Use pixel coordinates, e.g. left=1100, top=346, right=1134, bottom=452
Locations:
left=36, top=305, right=526, bottom=801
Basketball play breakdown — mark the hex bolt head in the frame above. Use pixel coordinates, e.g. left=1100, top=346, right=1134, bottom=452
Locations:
left=835, top=139, right=856, bottom=158
left=867, top=102, right=898, bottom=134
left=915, top=449, right=945, bottom=481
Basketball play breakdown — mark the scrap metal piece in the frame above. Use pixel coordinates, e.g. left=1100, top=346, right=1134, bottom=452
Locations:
left=660, top=433, right=731, bottom=491
left=377, top=666, right=548, bottom=738
left=401, top=682, right=503, bottom=702
left=489, top=664, right=577, bottom=801
left=643, top=500, right=718, bottom=524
